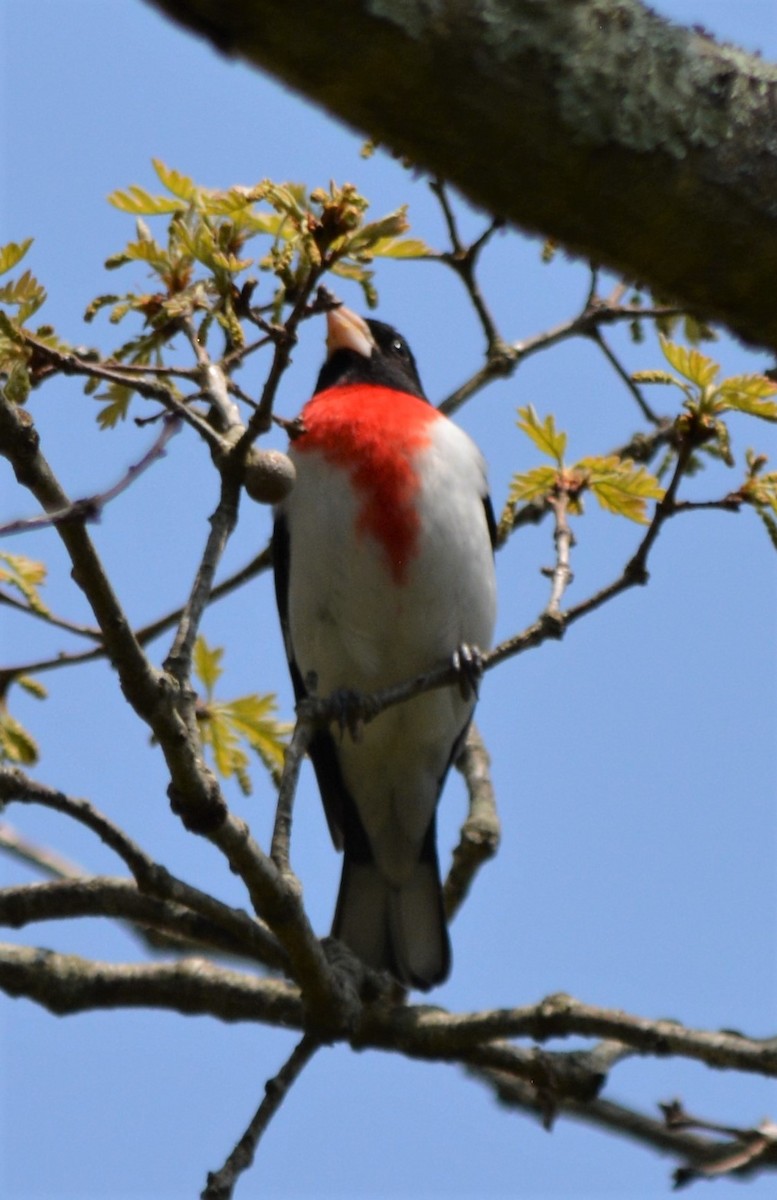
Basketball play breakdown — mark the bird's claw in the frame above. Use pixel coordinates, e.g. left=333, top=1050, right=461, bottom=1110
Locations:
left=329, top=687, right=367, bottom=741
left=451, top=643, right=484, bottom=701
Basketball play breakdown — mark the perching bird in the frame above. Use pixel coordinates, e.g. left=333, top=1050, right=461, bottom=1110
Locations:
left=272, top=307, right=496, bottom=990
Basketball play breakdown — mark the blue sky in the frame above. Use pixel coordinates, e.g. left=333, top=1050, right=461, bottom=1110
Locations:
left=1, top=1, right=775, bottom=1197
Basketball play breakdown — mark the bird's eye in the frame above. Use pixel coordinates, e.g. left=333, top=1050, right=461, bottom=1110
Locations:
left=391, top=338, right=408, bottom=357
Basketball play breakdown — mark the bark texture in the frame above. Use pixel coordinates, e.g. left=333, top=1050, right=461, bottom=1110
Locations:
left=143, top=0, right=777, bottom=351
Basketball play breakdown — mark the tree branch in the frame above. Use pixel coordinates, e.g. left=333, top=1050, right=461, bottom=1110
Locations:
left=0, top=942, right=302, bottom=1023
left=0, top=414, right=180, bottom=537
left=143, top=0, right=777, bottom=351
left=202, top=1034, right=320, bottom=1199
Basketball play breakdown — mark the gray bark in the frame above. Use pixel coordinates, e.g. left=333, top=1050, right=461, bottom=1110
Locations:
left=143, top=0, right=777, bottom=353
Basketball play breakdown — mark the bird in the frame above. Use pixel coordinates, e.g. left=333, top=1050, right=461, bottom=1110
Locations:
left=272, top=305, right=496, bottom=991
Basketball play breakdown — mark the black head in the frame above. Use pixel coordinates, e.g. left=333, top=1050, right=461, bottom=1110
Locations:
left=315, top=307, right=428, bottom=400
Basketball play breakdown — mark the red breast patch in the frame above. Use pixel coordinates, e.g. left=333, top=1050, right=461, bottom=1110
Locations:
left=295, top=383, right=439, bottom=584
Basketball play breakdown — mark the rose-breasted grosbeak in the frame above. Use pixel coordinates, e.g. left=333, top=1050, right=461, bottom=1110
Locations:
left=273, top=307, right=496, bottom=990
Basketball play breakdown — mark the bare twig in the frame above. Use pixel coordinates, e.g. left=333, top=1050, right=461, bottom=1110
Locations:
left=429, top=178, right=506, bottom=353
left=445, top=723, right=500, bottom=920
left=589, top=327, right=661, bottom=425
left=0, top=767, right=286, bottom=970
left=202, top=1035, right=319, bottom=1200
left=22, top=334, right=227, bottom=452
left=544, top=491, right=575, bottom=616
left=0, top=820, right=83, bottom=879
left=439, top=302, right=685, bottom=417
left=0, top=589, right=103, bottom=640
left=163, top=476, right=241, bottom=684
left=270, top=717, right=313, bottom=871
left=0, top=543, right=272, bottom=681
left=0, top=415, right=181, bottom=537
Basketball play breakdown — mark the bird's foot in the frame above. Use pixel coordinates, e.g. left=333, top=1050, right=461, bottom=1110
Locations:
left=451, top=642, right=485, bottom=700
left=328, top=687, right=369, bottom=741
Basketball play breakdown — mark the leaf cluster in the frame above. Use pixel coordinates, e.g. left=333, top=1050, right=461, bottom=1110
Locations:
left=80, top=162, right=430, bottom=426
left=193, top=637, right=290, bottom=796
left=501, top=406, right=664, bottom=536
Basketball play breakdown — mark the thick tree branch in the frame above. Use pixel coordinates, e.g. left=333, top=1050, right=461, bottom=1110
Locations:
left=144, top=0, right=777, bottom=351
left=0, top=942, right=302, bottom=1023
left=0, top=876, right=281, bottom=962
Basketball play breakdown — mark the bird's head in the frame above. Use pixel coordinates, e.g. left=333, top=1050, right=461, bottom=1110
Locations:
left=315, top=306, right=428, bottom=401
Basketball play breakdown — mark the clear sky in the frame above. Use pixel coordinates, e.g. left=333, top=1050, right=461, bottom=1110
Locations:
left=1, top=2, right=775, bottom=1197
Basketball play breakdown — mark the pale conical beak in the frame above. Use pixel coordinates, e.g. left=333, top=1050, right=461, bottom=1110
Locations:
left=326, top=306, right=376, bottom=360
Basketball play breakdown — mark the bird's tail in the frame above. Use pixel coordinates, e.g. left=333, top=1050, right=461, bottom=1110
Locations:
left=332, top=848, right=450, bottom=992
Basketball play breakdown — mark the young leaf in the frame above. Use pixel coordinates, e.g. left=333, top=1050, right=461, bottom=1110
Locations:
left=631, top=368, right=682, bottom=387
left=517, top=406, right=567, bottom=465
left=368, top=236, right=435, bottom=259
left=108, top=184, right=184, bottom=216
left=193, top=636, right=224, bottom=695
left=152, top=159, right=198, bottom=202
left=95, top=383, right=133, bottom=429
left=659, top=337, right=718, bottom=388
left=715, top=374, right=777, bottom=422
left=3, top=362, right=31, bottom=405
left=0, top=552, right=49, bottom=614
left=0, top=239, right=33, bottom=277
left=0, top=709, right=39, bottom=766
left=758, top=510, right=777, bottom=551
left=214, top=694, right=290, bottom=781
left=505, top=465, right=559, bottom=505
left=578, top=456, right=664, bottom=523
left=17, top=675, right=47, bottom=700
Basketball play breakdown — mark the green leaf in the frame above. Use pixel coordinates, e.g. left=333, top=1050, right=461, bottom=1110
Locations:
left=659, top=337, right=718, bottom=388
left=0, top=269, right=47, bottom=318
left=215, top=693, right=290, bottom=778
left=193, top=637, right=289, bottom=791
left=0, top=552, right=49, bottom=614
left=17, top=675, right=47, bottom=700
left=715, top=374, right=777, bottom=421
left=108, top=184, right=184, bottom=216
left=758, top=510, right=777, bottom=551
left=345, top=207, right=410, bottom=254
left=368, top=236, right=434, bottom=259
left=95, top=383, right=133, bottom=429
left=578, top=456, right=664, bottom=523
left=193, top=636, right=224, bottom=696
left=105, top=236, right=170, bottom=272
left=0, top=239, right=33, bottom=277
left=152, top=159, right=198, bottom=202
left=3, top=362, right=31, bottom=405
left=505, top=465, right=558, bottom=505
left=517, top=406, right=567, bottom=466
left=631, top=368, right=682, bottom=387
left=0, top=709, right=39, bottom=766
left=742, top=466, right=777, bottom=515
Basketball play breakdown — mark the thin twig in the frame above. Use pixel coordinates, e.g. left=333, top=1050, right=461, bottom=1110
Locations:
left=590, top=327, right=661, bottom=425
left=202, top=1035, right=319, bottom=1200
left=0, top=590, right=102, bottom=641
left=0, top=414, right=181, bottom=537
left=544, top=491, right=575, bottom=616
left=0, top=820, right=83, bottom=879
left=0, top=543, right=272, bottom=680
left=23, top=334, right=227, bottom=452
left=439, top=303, right=685, bottom=416
left=163, top=475, right=241, bottom=684
left=270, top=718, right=313, bottom=871
left=0, top=767, right=286, bottom=970
left=429, top=177, right=505, bottom=353
left=445, top=723, right=500, bottom=920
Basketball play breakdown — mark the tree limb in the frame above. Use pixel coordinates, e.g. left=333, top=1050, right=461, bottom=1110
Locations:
left=143, top=0, right=777, bottom=351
